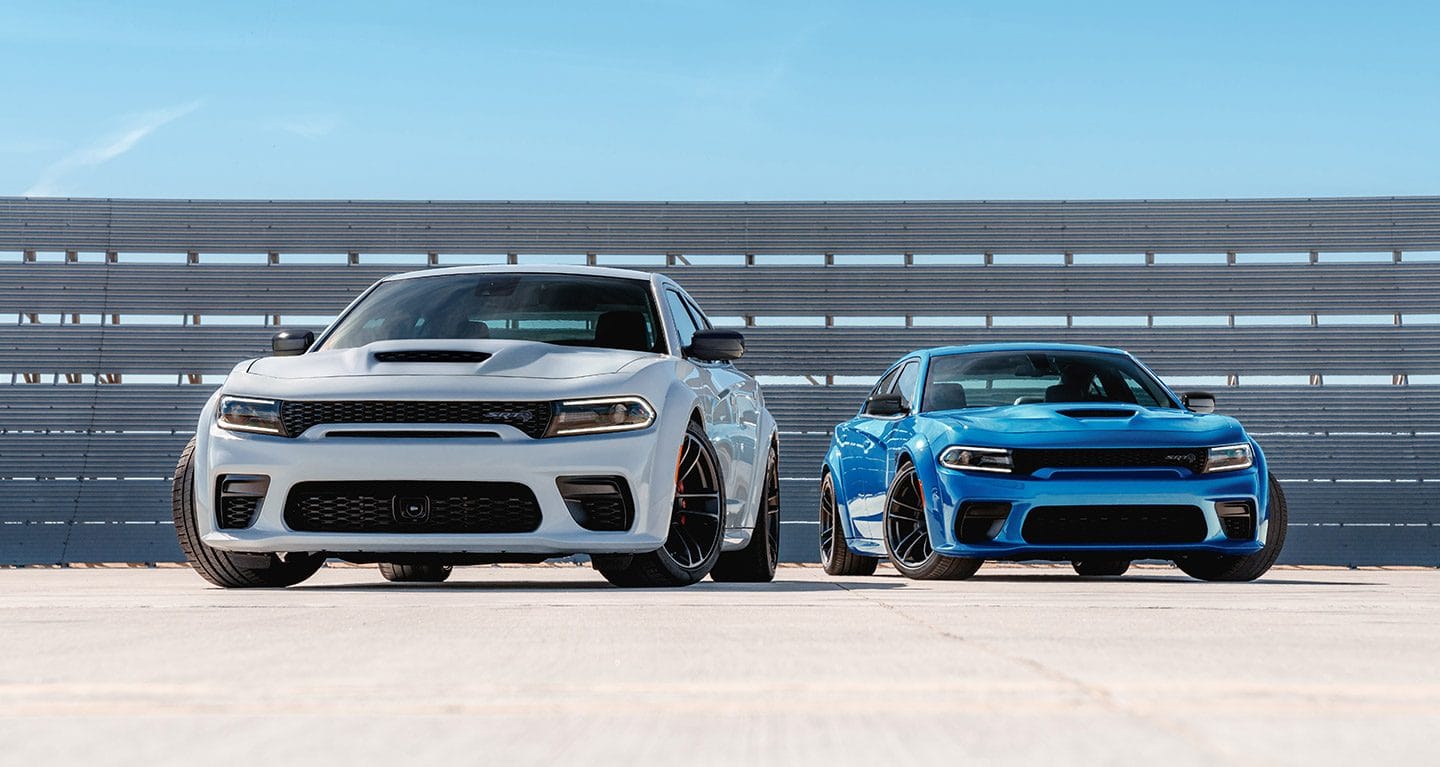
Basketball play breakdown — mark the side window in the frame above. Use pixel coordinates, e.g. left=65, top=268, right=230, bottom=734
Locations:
left=664, top=290, right=700, bottom=350
left=870, top=366, right=902, bottom=400
left=681, top=295, right=712, bottom=330
left=892, top=361, right=920, bottom=409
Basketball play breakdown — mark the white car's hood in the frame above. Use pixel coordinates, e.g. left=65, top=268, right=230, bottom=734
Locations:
left=246, top=339, right=654, bottom=381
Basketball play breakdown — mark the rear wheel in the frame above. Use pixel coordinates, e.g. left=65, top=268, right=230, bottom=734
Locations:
left=593, top=421, right=726, bottom=587
left=378, top=563, right=453, bottom=583
left=710, top=443, right=780, bottom=583
left=172, top=438, right=325, bottom=589
left=820, top=472, right=878, bottom=576
left=883, top=462, right=983, bottom=580
left=1177, top=473, right=1288, bottom=582
left=1072, top=559, right=1130, bottom=577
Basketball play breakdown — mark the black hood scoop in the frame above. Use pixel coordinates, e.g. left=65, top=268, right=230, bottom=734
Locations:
left=1058, top=408, right=1138, bottom=419
left=373, top=350, right=493, bottom=363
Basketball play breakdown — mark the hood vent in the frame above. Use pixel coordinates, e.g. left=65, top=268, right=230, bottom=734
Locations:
left=1058, top=408, right=1137, bottom=419
left=373, top=350, right=492, bottom=364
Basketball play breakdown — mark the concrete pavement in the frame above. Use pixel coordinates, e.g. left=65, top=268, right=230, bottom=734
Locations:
left=1, top=564, right=1437, bottom=766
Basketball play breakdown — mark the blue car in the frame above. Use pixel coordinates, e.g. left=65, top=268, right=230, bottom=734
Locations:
left=819, top=343, right=1287, bottom=581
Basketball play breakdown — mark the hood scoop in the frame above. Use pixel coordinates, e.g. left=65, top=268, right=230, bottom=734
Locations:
left=1058, top=408, right=1138, bottom=419
left=373, top=350, right=493, bottom=364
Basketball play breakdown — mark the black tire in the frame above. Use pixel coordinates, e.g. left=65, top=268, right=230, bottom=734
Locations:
left=819, top=472, right=879, bottom=576
left=710, top=443, right=780, bottom=583
left=1072, top=559, right=1131, bottom=577
left=172, top=438, right=325, bottom=588
left=593, top=421, right=726, bottom=587
left=378, top=562, right=453, bottom=583
left=884, top=461, right=983, bottom=581
left=1177, top=473, right=1289, bottom=582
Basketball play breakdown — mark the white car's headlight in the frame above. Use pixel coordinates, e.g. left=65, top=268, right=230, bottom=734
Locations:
left=1204, top=443, right=1253, bottom=473
left=217, top=396, right=286, bottom=435
left=939, top=446, right=1013, bottom=473
left=545, top=397, right=655, bottom=437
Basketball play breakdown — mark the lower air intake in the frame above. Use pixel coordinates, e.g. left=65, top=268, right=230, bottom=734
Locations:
left=1021, top=505, right=1207, bottom=545
left=284, top=481, right=542, bottom=533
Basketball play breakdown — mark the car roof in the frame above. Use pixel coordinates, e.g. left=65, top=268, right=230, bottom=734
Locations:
left=916, top=342, right=1131, bottom=358
left=380, top=264, right=660, bottom=283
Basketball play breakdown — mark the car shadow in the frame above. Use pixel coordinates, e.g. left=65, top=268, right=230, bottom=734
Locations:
left=954, top=572, right=1365, bottom=586
left=297, top=576, right=907, bottom=592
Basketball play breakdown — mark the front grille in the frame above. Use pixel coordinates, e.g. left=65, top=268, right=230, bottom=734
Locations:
left=1021, top=505, right=1207, bottom=545
left=279, top=400, right=553, bottom=438
left=284, top=481, right=542, bottom=533
left=217, top=497, right=260, bottom=529
left=373, top=350, right=493, bottom=363
left=1010, top=447, right=1207, bottom=475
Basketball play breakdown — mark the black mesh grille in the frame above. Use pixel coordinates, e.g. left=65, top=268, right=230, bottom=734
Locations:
left=1011, top=447, right=1207, bottom=475
left=557, top=477, right=634, bottom=532
left=373, top=350, right=493, bottom=363
left=284, top=481, right=541, bottom=533
left=1021, top=505, right=1207, bottom=545
left=279, top=400, right=553, bottom=438
left=217, top=497, right=260, bottom=529
left=1221, top=516, right=1255, bottom=539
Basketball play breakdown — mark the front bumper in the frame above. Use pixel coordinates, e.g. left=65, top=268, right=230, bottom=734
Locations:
left=922, top=464, right=1270, bottom=559
left=194, top=422, right=677, bottom=555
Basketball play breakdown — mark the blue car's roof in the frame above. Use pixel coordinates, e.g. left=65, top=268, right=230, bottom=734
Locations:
left=913, top=342, right=1132, bottom=359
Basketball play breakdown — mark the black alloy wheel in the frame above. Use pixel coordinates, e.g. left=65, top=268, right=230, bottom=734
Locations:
left=883, top=462, right=983, bottom=581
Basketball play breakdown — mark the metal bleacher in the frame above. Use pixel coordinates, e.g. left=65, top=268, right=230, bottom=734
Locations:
left=3, top=196, right=1440, bottom=566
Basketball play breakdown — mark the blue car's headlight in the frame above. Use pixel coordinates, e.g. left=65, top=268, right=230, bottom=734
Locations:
left=217, top=396, right=286, bottom=435
left=939, top=446, right=1013, bottom=474
left=545, top=397, right=655, bottom=437
left=1204, top=444, right=1254, bottom=473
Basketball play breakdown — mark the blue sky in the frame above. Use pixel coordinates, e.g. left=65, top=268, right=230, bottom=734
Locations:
left=1, top=1, right=1436, bottom=200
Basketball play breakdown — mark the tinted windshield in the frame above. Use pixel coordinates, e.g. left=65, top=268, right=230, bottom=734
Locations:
left=318, top=274, right=665, bottom=353
left=921, top=350, right=1176, bottom=411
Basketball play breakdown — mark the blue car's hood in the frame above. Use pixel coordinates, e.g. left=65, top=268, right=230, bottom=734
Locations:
left=921, top=403, right=1249, bottom=449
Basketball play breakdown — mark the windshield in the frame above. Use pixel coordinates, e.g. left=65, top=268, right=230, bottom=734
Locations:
left=318, top=273, right=665, bottom=353
left=921, top=350, right=1177, bottom=411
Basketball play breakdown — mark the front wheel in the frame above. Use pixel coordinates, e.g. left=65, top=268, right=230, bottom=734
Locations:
left=710, top=443, right=780, bottom=583
left=1176, top=473, right=1288, bottom=582
left=172, top=438, right=325, bottom=589
left=883, top=462, right=983, bottom=580
left=593, top=421, right=726, bottom=587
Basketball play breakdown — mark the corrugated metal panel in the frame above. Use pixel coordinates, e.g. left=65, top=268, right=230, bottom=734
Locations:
left=6, top=324, right=1440, bottom=376
left=2, top=195, right=1438, bottom=566
left=8, top=262, right=1440, bottom=316
left=5, top=196, right=1440, bottom=253
left=764, top=385, right=1440, bottom=434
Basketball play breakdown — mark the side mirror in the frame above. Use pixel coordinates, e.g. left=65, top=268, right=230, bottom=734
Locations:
left=864, top=393, right=909, bottom=417
left=1183, top=391, right=1216, bottom=414
left=685, top=329, right=745, bottom=362
left=272, top=329, right=315, bottom=357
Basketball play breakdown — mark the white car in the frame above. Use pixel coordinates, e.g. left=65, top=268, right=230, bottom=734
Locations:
left=172, top=265, right=780, bottom=588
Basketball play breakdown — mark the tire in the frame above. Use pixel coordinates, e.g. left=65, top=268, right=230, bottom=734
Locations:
left=172, top=438, right=325, bottom=588
left=592, top=420, right=726, bottom=587
left=819, top=472, right=879, bottom=576
left=710, top=443, right=780, bottom=583
left=1177, top=473, right=1289, bottom=582
left=1072, top=559, right=1130, bottom=577
left=378, top=562, right=453, bottom=583
left=884, top=461, right=983, bottom=580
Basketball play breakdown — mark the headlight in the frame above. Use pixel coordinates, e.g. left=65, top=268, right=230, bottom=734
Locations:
left=217, top=396, right=286, bottom=435
left=545, top=397, right=655, bottom=437
left=939, top=446, right=1013, bottom=473
left=1204, top=444, right=1253, bottom=473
